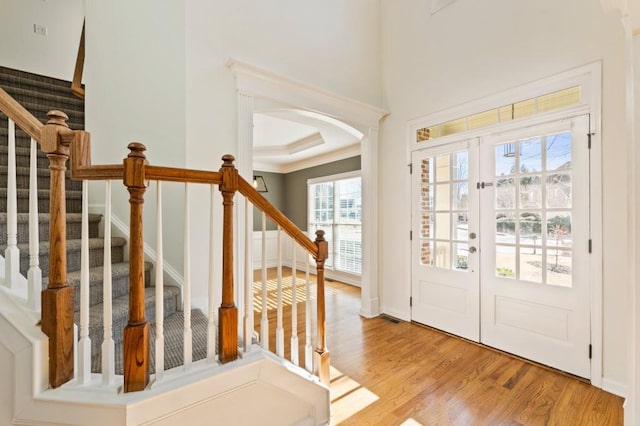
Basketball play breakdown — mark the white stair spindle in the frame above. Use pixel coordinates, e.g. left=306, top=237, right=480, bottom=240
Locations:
left=276, top=226, right=284, bottom=357
left=27, top=137, right=41, bottom=311
left=183, top=183, right=192, bottom=369
left=260, top=212, right=268, bottom=350
left=243, top=197, right=253, bottom=353
left=290, top=240, right=298, bottom=365
left=155, top=181, right=165, bottom=381
left=78, top=180, right=91, bottom=384
left=207, top=185, right=216, bottom=361
left=5, top=118, right=19, bottom=288
left=102, top=180, right=115, bottom=385
left=304, top=259, right=313, bottom=372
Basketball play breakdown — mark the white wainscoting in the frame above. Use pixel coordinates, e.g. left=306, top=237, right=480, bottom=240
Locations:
left=252, top=231, right=361, bottom=287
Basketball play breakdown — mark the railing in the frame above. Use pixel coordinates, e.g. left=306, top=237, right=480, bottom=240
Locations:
left=71, top=21, right=85, bottom=100
left=0, top=87, right=329, bottom=393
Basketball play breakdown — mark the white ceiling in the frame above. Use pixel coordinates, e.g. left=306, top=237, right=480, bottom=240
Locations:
left=253, top=109, right=363, bottom=173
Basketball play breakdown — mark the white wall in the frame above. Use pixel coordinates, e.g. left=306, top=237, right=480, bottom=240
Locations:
left=0, top=0, right=84, bottom=80
left=184, top=0, right=382, bottom=308
left=83, top=1, right=381, bottom=309
left=379, top=0, right=630, bottom=388
left=85, top=0, right=187, bottom=278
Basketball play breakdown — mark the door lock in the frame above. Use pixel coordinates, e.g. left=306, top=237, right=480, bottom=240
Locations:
left=469, top=232, right=477, bottom=239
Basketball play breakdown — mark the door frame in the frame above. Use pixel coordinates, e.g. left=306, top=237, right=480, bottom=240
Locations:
left=406, top=62, right=602, bottom=385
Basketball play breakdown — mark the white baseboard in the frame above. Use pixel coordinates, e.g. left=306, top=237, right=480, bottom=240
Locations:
left=601, top=377, right=628, bottom=399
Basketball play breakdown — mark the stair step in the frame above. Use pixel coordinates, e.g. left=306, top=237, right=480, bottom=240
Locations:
left=0, top=144, right=49, bottom=168
left=82, top=286, right=181, bottom=363
left=0, top=66, right=83, bottom=98
left=2, top=237, right=126, bottom=278
left=91, top=308, right=209, bottom=375
left=43, top=262, right=153, bottom=311
left=0, top=188, right=83, bottom=213
left=0, top=85, right=84, bottom=112
left=0, top=100, right=83, bottom=130
left=0, top=212, right=101, bottom=244
left=0, top=126, right=48, bottom=149
left=0, top=165, right=83, bottom=192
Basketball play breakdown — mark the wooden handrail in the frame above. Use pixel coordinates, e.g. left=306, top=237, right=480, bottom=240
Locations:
left=145, top=165, right=222, bottom=184
left=71, top=21, right=85, bottom=99
left=238, top=179, right=319, bottom=258
left=0, top=81, right=327, bottom=388
left=0, top=87, right=44, bottom=141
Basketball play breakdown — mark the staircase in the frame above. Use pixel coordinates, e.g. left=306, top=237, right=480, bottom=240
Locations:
left=0, top=66, right=207, bottom=374
left=0, top=65, right=330, bottom=426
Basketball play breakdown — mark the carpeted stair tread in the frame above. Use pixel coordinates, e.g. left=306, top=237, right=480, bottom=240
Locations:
left=43, top=262, right=153, bottom=310
left=1, top=100, right=84, bottom=129
left=0, top=85, right=84, bottom=111
left=0, top=67, right=83, bottom=98
left=0, top=188, right=83, bottom=213
left=0, top=165, right=83, bottom=191
left=91, top=308, right=209, bottom=375
left=82, top=286, right=181, bottom=361
left=5, top=237, right=126, bottom=278
left=0, top=145, right=49, bottom=168
left=0, top=212, right=101, bottom=244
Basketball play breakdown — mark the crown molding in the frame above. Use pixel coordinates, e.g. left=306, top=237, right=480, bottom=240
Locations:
left=226, top=59, right=388, bottom=128
left=253, top=143, right=361, bottom=174
left=254, top=132, right=324, bottom=157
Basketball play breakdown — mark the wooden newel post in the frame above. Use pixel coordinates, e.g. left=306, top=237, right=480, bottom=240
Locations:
left=122, top=142, right=150, bottom=392
left=218, top=155, right=239, bottom=363
left=313, top=230, right=330, bottom=386
left=40, top=110, right=75, bottom=388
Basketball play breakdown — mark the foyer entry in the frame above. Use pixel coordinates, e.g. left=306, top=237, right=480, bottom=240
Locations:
left=411, top=116, right=591, bottom=379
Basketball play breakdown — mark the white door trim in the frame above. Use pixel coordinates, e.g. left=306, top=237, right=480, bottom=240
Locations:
left=227, top=59, right=389, bottom=318
left=406, top=63, right=603, bottom=385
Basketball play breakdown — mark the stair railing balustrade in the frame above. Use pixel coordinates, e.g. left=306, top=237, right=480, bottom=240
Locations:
left=1, top=87, right=329, bottom=393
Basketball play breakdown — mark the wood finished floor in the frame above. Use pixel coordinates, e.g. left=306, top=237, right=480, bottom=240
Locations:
left=253, top=269, right=623, bottom=425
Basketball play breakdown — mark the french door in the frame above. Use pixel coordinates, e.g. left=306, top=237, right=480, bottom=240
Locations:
left=411, top=116, right=591, bottom=379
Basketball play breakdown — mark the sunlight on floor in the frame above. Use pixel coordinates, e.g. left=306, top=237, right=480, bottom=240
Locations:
left=329, top=365, right=379, bottom=425
left=399, top=418, right=424, bottom=426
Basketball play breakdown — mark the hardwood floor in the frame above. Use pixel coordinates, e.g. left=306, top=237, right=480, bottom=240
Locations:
left=253, top=269, right=623, bottom=425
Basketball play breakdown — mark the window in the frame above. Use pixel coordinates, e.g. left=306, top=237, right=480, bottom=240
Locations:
left=416, top=86, right=581, bottom=143
left=308, top=171, right=362, bottom=275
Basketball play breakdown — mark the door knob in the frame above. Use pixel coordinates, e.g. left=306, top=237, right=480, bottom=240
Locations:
left=469, top=246, right=477, bottom=254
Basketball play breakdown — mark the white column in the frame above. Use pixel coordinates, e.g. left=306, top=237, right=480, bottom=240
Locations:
left=183, top=183, right=193, bottom=370
left=4, top=119, right=19, bottom=288
left=27, top=138, right=41, bottom=311
left=236, top=92, right=254, bottom=339
left=360, top=127, right=380, bottom=317
left=154, top=182, right=165, bottom=381
left=276, top=226, right=284, bottom=357
left=78, top=180, right=91, bottom=384
left=304, top=260, right=313, bottom=372
left=207, top=185, right=217, bottom=361
left=243, top=197, right=253, bottom=352
left=290, top=242, right=299, bottom=365
left=260, top=213, right=269, bottom=350
left=630, top=30, right=640, bottom=426
left=101, top=181, right=115, bottom=385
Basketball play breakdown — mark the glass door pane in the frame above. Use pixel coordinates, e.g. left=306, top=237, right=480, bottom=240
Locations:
left=419, top=150, right=469, bottom=271
left=492, top=131, right=573, bottom=286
